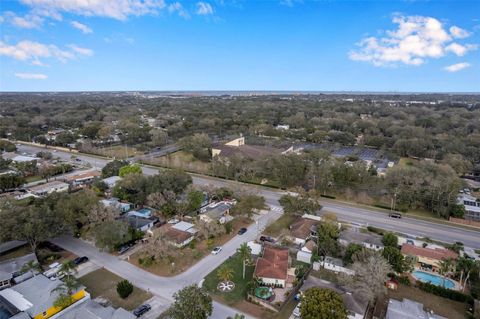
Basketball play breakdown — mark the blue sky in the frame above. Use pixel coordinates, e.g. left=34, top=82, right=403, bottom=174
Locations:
left=0, top=0, right=479, bottom=92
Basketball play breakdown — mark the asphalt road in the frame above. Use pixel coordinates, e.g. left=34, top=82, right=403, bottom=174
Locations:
left=52, top=209, right=282, bottom=319
left=17, top=143, right=480, bottom=249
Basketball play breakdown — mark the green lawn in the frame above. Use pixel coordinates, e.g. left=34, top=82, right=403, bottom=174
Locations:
left=203, top=254, right=255, bottom=305
left=263, top=214, right=295, bottom=237
left=78, top=268, right=152, bottom=310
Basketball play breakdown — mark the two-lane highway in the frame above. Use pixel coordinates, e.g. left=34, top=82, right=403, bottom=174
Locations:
left=17, top=143, right=480, bottom=249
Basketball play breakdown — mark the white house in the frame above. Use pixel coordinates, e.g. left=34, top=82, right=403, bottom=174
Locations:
left=102, top=176, right=122, bottom=188
left=28, top=181, right=69, bottom=197
left=254, top=246, right=291, bottom=288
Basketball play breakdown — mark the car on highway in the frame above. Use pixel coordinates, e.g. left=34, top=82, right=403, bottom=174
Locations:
left=73, top=256, right=89, bottom=265
left=388, top=212, right=402, bottom=219
left=133, top=304, right=151, bottom=317
left=211, top=246, right=222, bottom=255
left=238, top=227, right=247, bottom=235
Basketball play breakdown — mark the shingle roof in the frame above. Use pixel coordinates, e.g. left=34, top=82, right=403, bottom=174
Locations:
left=290, top=218, right=318, bottom=240
left=401, top=244, right=458, bottom=261
left=57, top=299, right=136, bottom=319
left=254, top=246, right=289, bottom=280
left=164, top=225, right=194, bottom=245
left=213, top=144, right=284, bottom=160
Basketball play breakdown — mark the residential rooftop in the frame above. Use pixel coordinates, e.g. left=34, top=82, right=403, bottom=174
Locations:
left=254, top=246, right=289, bottom=280
left=401, top=244, right=458, bottom=261
left=386, top=298, right=446, bottom=319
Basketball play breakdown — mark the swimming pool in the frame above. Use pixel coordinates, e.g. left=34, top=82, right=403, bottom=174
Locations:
left=412, top=270, right=455, bottom=289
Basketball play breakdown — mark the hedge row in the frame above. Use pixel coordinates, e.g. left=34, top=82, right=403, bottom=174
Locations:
left=417, top=282, right=474, bottom=304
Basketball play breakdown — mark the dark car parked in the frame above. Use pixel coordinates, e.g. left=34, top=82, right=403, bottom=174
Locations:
left=388, top=212, right=402, bottom=219
left=238, top=227, right=247, bottom=235
left=133, top=304, right=151, bottom=317
left=73, top=256, right=89, bottom=265
left=259, top=235, right=275, bottom=243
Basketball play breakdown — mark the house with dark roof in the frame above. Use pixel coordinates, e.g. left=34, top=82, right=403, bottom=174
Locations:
left=288, top=217, right=318, bottom=246
left=162, top=222, right=196, bottom=248
left=339, top=228, right=384, bottom=251
left=254, top=246, right=292, bottom=288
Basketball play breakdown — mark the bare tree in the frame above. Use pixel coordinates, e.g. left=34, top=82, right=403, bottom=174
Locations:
left=341, top=253, right=392, bottom=303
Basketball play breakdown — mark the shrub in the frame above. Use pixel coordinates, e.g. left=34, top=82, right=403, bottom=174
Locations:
left=117, top=280, right=134, bottom=299
left=139, top=256, right=154, bottom=267
left=367, top=226, right=385, bottom=235
left=416, top=282, right=473, bottom=304
left=224, top=222, right=233, bottom=234
left=398, top=276, right=411, bottom=286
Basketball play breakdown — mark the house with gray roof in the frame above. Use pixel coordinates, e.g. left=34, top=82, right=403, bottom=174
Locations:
left=199, top=201, right=235, bottom=224
left=56, top=299, right=135, bottom=319
left=386, top=298, right=446, bottom=319
left=339, top=227, right=384, bottom=251
left=0, top=253, right=38, bottom=291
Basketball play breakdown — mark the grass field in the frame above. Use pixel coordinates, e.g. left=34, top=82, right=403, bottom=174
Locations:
left=263, top=214, right=295, bottom=237
left=145, top=151, right=212, bottom=175
left=78, top=268, right=152, bottom=310
left=203, top=253, right=255, bottom=305
left=93, top=145, right=139, bottom=159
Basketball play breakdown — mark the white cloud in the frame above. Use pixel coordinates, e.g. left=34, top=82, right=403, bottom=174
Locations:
left=71, top=21, right=92, bottom=34
left=196, top=2, right=213, bottom=15
left=20, top=0, right=166, bottom=20
left=350, top=15, right=477, bottom=66
left=168, top=2, right=189, bottom=18
left=2, top=11, right=44, bottom=29
left=444, top=62, right=471, bottom=72
left=67, top=44, right=94, bottom=56
left=14, top=72, right=48, bottom=80
left=450, top=26, right=471, bottom=39
left=0, top=40, right=93, bottom=64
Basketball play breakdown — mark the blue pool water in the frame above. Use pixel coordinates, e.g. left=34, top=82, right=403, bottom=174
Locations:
left=412, top=270, right=455, bottom=289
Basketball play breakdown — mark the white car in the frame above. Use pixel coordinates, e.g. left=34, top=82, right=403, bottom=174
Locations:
left=293, top=302, right=301, bottom=318
left=211, top=246, right=222, bottom=255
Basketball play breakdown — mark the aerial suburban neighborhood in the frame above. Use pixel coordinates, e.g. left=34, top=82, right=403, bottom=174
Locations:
left=1, top=0, right=480, bottom=319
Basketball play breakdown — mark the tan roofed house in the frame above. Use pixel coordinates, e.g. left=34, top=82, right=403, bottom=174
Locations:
left=254, top=246, right=290, bottom=288
left=289, top=217, right=318, bottom=245
left=401, top=244, right=458, bottom=272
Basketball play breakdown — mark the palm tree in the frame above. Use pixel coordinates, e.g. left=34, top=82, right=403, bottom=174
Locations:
left=237, top=243, right=252, bottom=279
left=457, top=258, right=479, bottom=292
left=217, top=265, right=234, bottom=283
left=58, top=260, right=77, bottom=280
left=21, top=260, right=41, bottom=277
left=54, top=276, right=81, bottom=295
left=438, top=258, right=453, bottom=288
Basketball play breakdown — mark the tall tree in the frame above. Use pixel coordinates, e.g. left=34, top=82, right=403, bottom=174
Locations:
left=217, top=265, right=234, bottom=283
left=167, top=284, right=213, bottom=319
left=237, top=243, right=252, bottom=279
left=300, top=287, right=348, bottom=319
left=317, top=221, right=340, bottom=257
left=342, top=253, right=391, bottom=303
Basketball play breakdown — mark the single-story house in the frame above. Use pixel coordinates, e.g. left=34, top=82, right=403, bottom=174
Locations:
left=386, top=298, right=446, bottom=319
left=301, top=276, right=367, bottom=319
left=457, top=193, right=480, bottom=222
left=67, top=170, right=101, bottom=186
left=57, top=299, right=135, bottom=319
left=102, top=176, right=122, bottom=189
left=339, top=228, right=384, bottom=251
left=100, top=198, right=132, bottom=214
left=254, top=246, right=292, bottom=288
left=9, top=154, right=40, bottom=164
left=400, top=244, right=458, bottom=272
left=163, top=224, right=196, bottom=248
left=28, top=180, right=69, bottom=197
left=0, top=274, right=89, bottom=319
left=0, top=253, right=38, bottom=290
left=124, top=215, right=158, bottom=232
left=199, top=201, right=234, bottom=224
left=288, top=217, right=318, bottom=246
left=171, top=221, right=197, bottom=234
